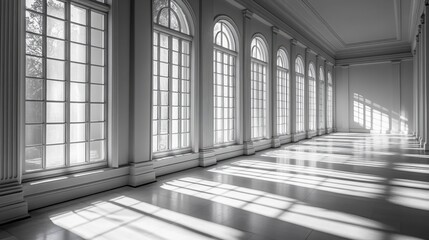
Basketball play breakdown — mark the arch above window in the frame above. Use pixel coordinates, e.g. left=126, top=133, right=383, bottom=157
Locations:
left=153, top=0, right=190, bottom=35
left=214, top=20, right=237, bottom=51
left=309, top=63, right=315, bottom=78
left=295, top=56, right=304, bottom=74
left=277, top=48, right=289, bottom=69
left=319, top=67, right=325, bottom=81
left=251, top=36, right=268, bottom=62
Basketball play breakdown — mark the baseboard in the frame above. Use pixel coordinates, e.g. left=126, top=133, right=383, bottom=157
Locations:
left=23, top=167, right=130, bottom=210
left=0, top=182, right=29, bottom=224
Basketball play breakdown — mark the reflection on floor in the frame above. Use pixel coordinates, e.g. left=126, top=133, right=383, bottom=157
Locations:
left=1, top=133, right=429, bottom=240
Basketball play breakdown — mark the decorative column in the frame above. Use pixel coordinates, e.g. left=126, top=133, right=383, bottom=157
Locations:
left=332, top=65, right=337, bottom=132
left=424, top=9, right=429, bottom=150
left=129, top=0, right=156, bottom=186
left=416, top=32, right=421, bottom=140
left=198, top=0, right=217, bottom=166
left=413, top=46, right=419, bottom=139
left=419, top=24, right=425, bottom=145
left=271, top=27, right=281, bottom=147
left=304, top=48, right=310, bottom=138
left=290, top=39, right=298, bottom=141
left=315, top=55, right=321, bottom=133
left=391, top=60, right=401, bottom=134
left=0, top=0, right=29, bottom=224
left=242, top=9, right=255, bottom=155
left=324, top=60, right=328, bottom=133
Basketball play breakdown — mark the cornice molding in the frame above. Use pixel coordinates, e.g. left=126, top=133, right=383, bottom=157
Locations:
left=336, top=52, right=413, bottom=66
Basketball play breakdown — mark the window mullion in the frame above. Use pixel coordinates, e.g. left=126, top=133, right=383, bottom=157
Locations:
left=86, top=7, right=91, bottom=164
left=65, top=1, right=71, bottom=167
left=168, top=35, right=172, bottom=150
left=42, top=0, right=48, bottom=170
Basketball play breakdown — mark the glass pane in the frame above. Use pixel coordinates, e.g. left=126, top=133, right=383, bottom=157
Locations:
left=26, top=56, right=43, bottom=78
left=47, top=17, right=65, bottom=39
left=70, top=83, right=86, bottom=102
left=158, top=135, right=168, bottom=151
left=26, top=11, right=43, bottom=34
left=26, top=33, right=43, bottom=56
left=26, top=78, right=43, bottom=100
left=47, top=59, right=65, bottom=80
left=158, top=8, right=169, bottom=27
left=91, top=47, right=104, bottom=66
left=47, top=0, right=65, bottom=19
left=91, top=11, right=105, bottom=30
left=25, top=146, right=43, bottom=171
left=90, top=104, right=104, bottom=122
left=70, top=143, right=86, bottom=165
left=71, top=63, right=86, bottom=82
left=26, top=125, right=43, bottom=146
left=90, top=122, right=104, bottom=140
left=46, top=102, right=65, bottom=123
left=91, top=84, right=104, bottom=102
left=26, top=0, right=43, bottom=12
left=91, top=66, right=104, bottom=84
left=71, top=24, right=87, bottom=44
left=91, top=29, right=104, bottom=48
left=26, top=102, right=43, bottom=123
left=71, top=5, right=87, bottom=25
left=46, top=80, right=65, bottom=101
left=71, top=43, right=87, bottom=63
left=70, top=103, right=86, bottom=122
left=152, top=0, right=168, bottom=22
left=90, top=141, right=105, bottom=162
left=70, top=123, right=86, bottom=142
left=46, top=124, right=65, bottom=144
left=46, top=144, right=65, bottom=168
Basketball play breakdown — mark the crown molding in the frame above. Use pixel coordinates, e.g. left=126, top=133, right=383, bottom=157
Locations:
left=336, top=52, right=413, bottom=66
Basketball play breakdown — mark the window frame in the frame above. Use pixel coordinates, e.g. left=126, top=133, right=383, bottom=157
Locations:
left=319, top=66, right=325, bottom=130
left=276, top=48, right=290, bottom=136
left=152, top=0, right=194, bottom=157
left=23, top=0, right=110, bottom=180
left=308, top=62, right=316, bottom=131
left=295, top=56, right=305, bottom=133
left=327, top=71, right=333, bottom=129
left=213, top=19, right=239, bottom=147
left=250, top=35, right=269, bottom=140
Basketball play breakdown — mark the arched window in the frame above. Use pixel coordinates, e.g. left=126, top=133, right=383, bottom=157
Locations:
left=295, top=56, right=305, bottom=133
left=213, top=20, right=238, bottom=145
left=319, top=67, right=325, bottom=130
left=308, top=63, right=316, bottom=131
left=327, top=71, right=333, bottom=129
left=250, top=36, right=268, bottom=140
left=277, top=48, right=290, bottom=135
left=152, top=0, right=193, bottom=153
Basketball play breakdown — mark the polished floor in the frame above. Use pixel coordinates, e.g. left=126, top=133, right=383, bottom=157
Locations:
left=1, top=133, right=429, bottom=240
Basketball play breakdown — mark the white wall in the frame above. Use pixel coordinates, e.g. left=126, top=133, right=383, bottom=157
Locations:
left=335, top=60, right=414, bottom=134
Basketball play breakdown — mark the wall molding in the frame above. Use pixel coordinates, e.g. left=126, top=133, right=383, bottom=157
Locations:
left=336, top=52, right=413, bottom=66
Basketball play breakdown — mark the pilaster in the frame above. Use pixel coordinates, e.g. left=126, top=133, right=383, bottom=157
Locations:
left=242, top=9, right=255, bottom=155
left=129, top=0, right=156, bottom=186
left=199, top=0, right=217, bottom=165
left=290, top=39, right=298, bottom=139
left=271, top=26, right=281, bottom=148
left=0, top=0, right=29, bottom=223
left=304, top=48, right=310, bottom=138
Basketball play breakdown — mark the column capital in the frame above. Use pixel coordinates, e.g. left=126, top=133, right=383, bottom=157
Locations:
left=242, top=9, right=254, bottom=20
left=421, top=14, right=425, bottom=25
left=290, top=39, right=298, bottom=46
left=272, top=26, right=279, bottom=34
left=425, top=0, right=429, bottom=6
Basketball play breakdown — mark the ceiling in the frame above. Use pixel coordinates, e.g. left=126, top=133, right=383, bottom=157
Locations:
left=253, top=0, right=421, bottom=60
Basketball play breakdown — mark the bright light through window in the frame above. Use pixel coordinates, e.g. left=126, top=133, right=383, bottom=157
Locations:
left=24, top=0, right=107, bottom=173
left=250, top=36, right=268, bottom=140
left=319, top=67, right=325, bottom=129
left=213, top=20, right=237, bottom=145
left=295, top=57, right=304, bottom=133
left=277, top=49, right=290, bottom=136
left=152, top=0, right=192, bottom=153
left=327, top=71, right=333, bottom=129
left=308, top=63, right=316, bottom=131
